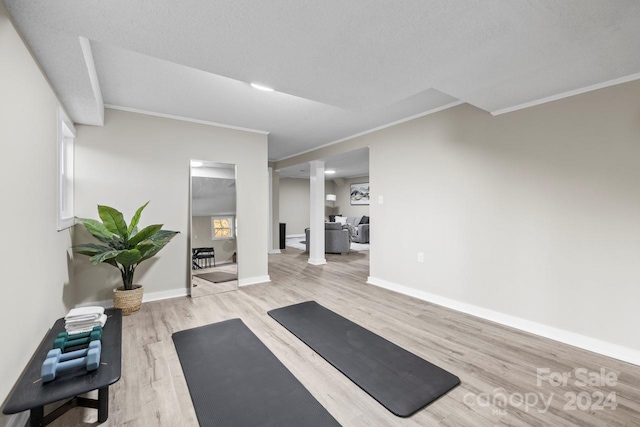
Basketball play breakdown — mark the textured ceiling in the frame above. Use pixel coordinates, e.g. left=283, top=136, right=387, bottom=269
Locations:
left=5, top=1, right=640, bottom=160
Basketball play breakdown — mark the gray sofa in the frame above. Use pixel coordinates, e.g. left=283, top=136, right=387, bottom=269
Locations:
left=305, top=222, right=350, bottom=254
left=334, top=216, right=369, bottom=244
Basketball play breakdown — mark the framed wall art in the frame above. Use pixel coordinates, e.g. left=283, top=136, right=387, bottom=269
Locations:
left=350, top=182, right=370, bottom=205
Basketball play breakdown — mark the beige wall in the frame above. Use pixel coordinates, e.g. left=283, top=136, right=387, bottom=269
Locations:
left=191, top=216, right=237, bottom=263
left=74, top=108, right=269, bottom=303
left=278, top=80, right=640, bottom=354
left=279, top=178, right=310, bottom=235
left=324, top=179, right=336, bottom=220
left=0, top=3, right=74, bottom=418
left=332, top=175, right=370, bottom=218
left=269, top=165, right=280, bottom=251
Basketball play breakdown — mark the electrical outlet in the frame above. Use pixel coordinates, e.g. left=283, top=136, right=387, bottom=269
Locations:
left=378, top=195, right=384, bottom=204
left=417, top=252, right=424, bottom=263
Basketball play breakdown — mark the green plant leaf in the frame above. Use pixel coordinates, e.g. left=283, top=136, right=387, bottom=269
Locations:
left=98, top=205, right=129, bottom=239
left=128, top=201, right=149, bottom=235
left=79, top=218, right=116, bottom=244
left=89, top=250, right=121, bottom=265
left=115, top=249, right=142, bottom=267
left=129, top=224, right=163, bottom=247
left=149, top=230, right=180, bottom=242
left=135, top=242, right=156, bottom=257
left=138, top=241, right=167, bottom=262
left=73, top=243, right=113, bottom=257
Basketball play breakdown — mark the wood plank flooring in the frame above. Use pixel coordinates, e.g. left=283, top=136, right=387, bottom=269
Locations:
left=49, top=248, right=640, bottom=426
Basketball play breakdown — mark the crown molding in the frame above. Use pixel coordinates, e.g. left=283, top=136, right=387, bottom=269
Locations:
left=104, top=104, right=270, bottom=135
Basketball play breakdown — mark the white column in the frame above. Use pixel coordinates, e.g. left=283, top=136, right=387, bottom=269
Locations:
left=308, top=160, right=326, bottom=265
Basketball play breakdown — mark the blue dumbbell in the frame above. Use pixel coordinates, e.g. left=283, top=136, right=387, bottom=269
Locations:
left=41, top=341, right=102, bottom=382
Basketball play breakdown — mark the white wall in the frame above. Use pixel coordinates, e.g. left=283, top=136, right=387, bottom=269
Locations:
left=277, top=80, right=640, bottom=361
left=0, top=3, right=74, bottom=419
left=73, top=108, right=269, bottom=303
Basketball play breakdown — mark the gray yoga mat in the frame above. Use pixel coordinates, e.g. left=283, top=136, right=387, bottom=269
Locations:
left=172, top=319, right=340, bottom=427
left=194, top=271, right=237, bottom=283
left=268, top=301, right=460, bottom=417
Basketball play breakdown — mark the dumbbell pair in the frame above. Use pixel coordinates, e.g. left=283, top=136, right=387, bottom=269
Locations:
left=41, top=341, right=102, bottom=382
left=41, top=326, right=103, bottom=382
left=53, top=326, right=103, bottom=351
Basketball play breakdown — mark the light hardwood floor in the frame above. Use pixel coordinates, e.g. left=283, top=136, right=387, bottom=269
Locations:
left=49, top=248, right=640, bottom=426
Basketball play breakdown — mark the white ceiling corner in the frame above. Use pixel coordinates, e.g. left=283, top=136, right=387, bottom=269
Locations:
left=5, top=0, right=640, bottom=160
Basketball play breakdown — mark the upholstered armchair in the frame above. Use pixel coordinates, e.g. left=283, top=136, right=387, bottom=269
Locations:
left=305, top=223, right=350, bottom=254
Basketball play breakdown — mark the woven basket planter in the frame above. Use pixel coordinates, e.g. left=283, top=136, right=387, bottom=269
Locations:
left=113, top=285, right=144, bottom=316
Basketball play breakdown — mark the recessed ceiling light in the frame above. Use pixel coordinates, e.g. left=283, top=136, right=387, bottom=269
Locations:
left=191, top=161, right=203, bottom=167
left=250, top=83, right=274, bottom=92
left=325, top=170, right=336, bottom=174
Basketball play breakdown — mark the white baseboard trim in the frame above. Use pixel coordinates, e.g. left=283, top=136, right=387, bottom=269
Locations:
left=238, top=275, right=271, bottom=287
left=143, top=288, right=189, bottom=303
left=268, top=249, right=282, bottom=254
left=6, top=411, right=28, bottom=427
left=367, top=276, right=640, bottom=366
left=75, top=287, right=189, bottom=309
left=308, top=258, right=327, bottom=266
left=286, top=234, right=305, bottom=238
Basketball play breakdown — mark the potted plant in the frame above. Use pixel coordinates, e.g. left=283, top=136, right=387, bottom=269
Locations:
left=74, top=202, right=179, bottom=315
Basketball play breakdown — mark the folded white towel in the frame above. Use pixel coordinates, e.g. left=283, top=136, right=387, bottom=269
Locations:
left=65, top=306, right=105, bottom=320
left=65, top=314, right=101, bottom=324
left=66, top=321, right=99, bottom=330
left=65, top=313, right=108, bottom=334
left=66, top=314, right=107, bottom=328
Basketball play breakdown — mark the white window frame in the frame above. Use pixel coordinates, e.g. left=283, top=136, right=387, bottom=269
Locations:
left=211, top=215, right=235, bottom=240
left=57, top=107, right=76, bottom=230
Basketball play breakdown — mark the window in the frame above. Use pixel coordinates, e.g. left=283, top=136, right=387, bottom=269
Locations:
left=57, top=107, right=76, bottom=230
left=211, top=216, right=235, bottom=239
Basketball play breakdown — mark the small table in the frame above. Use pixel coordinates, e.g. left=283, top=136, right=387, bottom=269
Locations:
left=2, top=309, right=122, bottom=426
